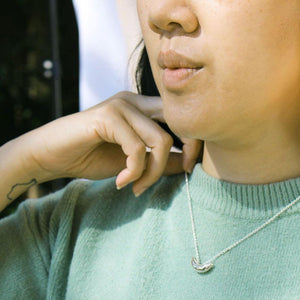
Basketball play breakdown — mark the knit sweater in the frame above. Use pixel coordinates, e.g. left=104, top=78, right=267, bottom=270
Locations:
left=0, top=164, right=300, bottom=300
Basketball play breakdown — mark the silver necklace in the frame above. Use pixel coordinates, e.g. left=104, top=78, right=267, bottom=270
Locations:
left=185, top=172, right=300, bottom=274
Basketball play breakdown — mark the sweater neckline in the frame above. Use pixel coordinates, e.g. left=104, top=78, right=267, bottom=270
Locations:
left=187, top=164, right=300, bottom=219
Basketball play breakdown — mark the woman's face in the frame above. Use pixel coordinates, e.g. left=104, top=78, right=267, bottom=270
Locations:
left=137, top=0, right=300, bottom=143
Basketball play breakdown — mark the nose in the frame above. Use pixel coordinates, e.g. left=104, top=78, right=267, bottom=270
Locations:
left=148, top=0, right=199, bottom=34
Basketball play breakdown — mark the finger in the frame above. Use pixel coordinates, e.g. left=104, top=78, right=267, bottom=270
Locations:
left=102, top=116, right=147, bottom=189
left=117, top=91, right=165, bottom=122
left=181, top=138, right=203, bottom=173
left=132, top=132, right=173, bottom=196
left=116, top=101, right=173, bottom=196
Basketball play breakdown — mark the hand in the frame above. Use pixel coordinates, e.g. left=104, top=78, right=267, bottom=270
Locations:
left=9, top=92, right=203, bottom=198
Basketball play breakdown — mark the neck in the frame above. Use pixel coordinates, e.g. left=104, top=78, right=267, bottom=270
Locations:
left=202, top=134, right=300, bottom=184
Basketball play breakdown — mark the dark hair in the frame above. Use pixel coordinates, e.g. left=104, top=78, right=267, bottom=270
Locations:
left=135, top=46, right=159, bottom=96
left=135, top=45, right=183, bottom=149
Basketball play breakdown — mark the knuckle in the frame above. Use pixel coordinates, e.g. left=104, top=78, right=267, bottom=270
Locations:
left=87, top=105, right=121, bottom=135
left=156, top=132, right=173, bottom=149
left=165, top=134, right=174, bottom=148
left=114, top=91, right=133, bottom=99
left=97, top=97, right=130, bottom=117
left=102, top=114, right=115, bottom=129
left=113, top=92, right=137, bottom=106
left=96, top=103, right=117, bottom=117
left=132, top=142, right=146, bottom=156
left=108, top=97, right=127, bottom=108
left=113, top=91, right=140, bottom=109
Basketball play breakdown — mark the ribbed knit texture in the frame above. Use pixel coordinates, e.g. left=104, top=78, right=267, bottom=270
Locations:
left=0, top=164, right=300, bottom=300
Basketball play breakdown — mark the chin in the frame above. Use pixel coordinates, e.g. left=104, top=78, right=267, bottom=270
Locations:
left=166, top=118, right=199, bottom=140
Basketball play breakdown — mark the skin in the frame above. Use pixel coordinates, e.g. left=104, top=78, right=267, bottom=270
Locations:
left=137, top=0, right=300, bottom=183
left=0, top=92, right=201, bottom=211
left=1, top=0, right=299, bottom=212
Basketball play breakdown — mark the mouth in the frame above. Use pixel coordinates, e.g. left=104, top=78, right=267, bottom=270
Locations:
left=158, top=50, right=204, bottom=91
left=163, top=67, right=204, bottom=89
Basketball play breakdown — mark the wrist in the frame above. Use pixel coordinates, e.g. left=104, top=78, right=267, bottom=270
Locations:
left=0, top=139, right=37, bottom=210
left=1, top=132, right=57, bottom=187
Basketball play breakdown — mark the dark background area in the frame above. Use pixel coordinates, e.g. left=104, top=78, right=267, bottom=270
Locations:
left=0, top=0, right=79, bottom=217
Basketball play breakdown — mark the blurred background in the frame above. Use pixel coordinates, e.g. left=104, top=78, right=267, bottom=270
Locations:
left=0, top=0, right=79, bottom=145
left=0, top=0, right=141, bottom=217
left=0, top=0, right=79, bottom=217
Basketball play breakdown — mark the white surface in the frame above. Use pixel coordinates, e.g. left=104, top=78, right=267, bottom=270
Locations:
left=73, top=0, right=130, bottom=111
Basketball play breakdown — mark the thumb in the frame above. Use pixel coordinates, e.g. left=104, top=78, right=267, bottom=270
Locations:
left=181, top=138, right=203, bottom=173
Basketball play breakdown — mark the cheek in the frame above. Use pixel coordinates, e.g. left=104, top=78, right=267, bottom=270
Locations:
left=211, top=1, right=300, bottom=104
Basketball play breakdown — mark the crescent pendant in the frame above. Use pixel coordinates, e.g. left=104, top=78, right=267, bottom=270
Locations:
left=191, top=257, right=214, bottom=273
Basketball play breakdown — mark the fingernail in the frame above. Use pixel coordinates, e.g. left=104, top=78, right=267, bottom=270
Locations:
left=134, top=188, right=146, bottom=197
left=187, top=161, right=196, bottom=174
left=188, top=164, right=195, bottom=174
left=116, top=183, right=128, bottom=190
left=186, top=163, right=195, bottom=174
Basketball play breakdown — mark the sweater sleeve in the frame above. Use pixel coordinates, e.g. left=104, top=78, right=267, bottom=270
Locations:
left=0, top=180, right=90, bottom=300
left=0, top=193, right=62, bottom=299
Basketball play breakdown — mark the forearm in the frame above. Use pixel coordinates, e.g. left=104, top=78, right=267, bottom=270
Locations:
left=0, top=134, right=53, bottom=212
left=0, top=92, right=200, bottom=211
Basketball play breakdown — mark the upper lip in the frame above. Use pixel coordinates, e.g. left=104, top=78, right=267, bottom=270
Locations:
left=158, top=50, right=203, bottom=69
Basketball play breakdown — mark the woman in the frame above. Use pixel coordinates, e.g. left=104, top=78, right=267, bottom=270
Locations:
left=0, top=0, right=299, bottom=299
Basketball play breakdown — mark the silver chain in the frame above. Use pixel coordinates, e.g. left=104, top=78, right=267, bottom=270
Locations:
left=185, top=172, right=300, bottom=273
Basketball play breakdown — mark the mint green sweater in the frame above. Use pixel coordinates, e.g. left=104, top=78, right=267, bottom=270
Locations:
left=0, top=164, right=300, bottom=299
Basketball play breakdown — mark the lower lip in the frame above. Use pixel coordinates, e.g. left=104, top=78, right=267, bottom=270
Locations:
left=162, top=67, right=204, bottom=90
